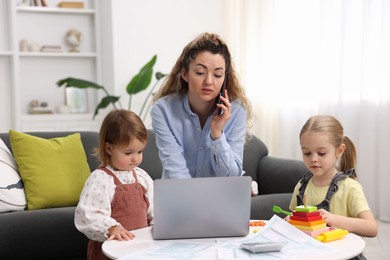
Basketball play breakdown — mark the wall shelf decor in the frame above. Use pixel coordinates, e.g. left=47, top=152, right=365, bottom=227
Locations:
left=0, top=0, right=102, bottom=132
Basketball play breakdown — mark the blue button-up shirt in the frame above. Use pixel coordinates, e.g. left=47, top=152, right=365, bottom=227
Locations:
left=151, top=93, right=247, bottom=179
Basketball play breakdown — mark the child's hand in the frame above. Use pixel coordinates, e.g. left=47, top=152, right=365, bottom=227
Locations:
left=107, top=225, right=135, bottom=241
left=319, top=208, right=337, bottom=227
left=251, top=181, right=258, bottom=196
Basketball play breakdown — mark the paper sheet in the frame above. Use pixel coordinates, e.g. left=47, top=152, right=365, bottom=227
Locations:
left=118, top=241, right=218, bottom=260
left=217, top=215, right=336, bottom=259
left=118, top=215, right=336, bottom=260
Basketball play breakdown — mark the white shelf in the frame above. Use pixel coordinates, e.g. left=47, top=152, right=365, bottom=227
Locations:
left=20, top=113, right=102, bottom=132
left=0, top=51, right=13, bottom=56
left=21, top=113, right=97, bottom=120
left=17, top=6, right=95, bottom=14
left=18, top=52, right=97, bottom=58
left=0, top=0, right=102, bottom=132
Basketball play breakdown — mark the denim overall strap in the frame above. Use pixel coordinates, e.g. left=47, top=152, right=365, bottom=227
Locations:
left=297, top=169, right=355, bottom=211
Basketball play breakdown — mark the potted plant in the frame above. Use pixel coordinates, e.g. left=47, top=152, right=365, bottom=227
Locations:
left=57, top=55, right=166, bottom=120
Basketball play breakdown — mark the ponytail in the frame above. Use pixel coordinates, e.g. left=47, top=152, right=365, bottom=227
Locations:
left=339, top=136, right=357, bottom=179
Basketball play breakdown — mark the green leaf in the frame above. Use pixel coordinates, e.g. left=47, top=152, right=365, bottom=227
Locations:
left=93, top=95, right=120, bottom=119
left=57, top=77, right=103, bottom=90
left=126, top=55, right=157, bottom=95
left=155, top=72, right=167, bottom=80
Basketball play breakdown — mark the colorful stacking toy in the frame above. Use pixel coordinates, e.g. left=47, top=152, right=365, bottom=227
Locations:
left=272, top=200, right=349, bottom=242
left=289, top=205, right=331, bottom=237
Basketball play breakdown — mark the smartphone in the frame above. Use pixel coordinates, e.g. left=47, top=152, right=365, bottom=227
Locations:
left=216, top=77, right=227, bottom=115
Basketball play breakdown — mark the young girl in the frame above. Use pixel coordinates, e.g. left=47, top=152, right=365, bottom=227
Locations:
left=289, top=115, right=377, bottom=238
left=75, top=109, right=153, bottom=260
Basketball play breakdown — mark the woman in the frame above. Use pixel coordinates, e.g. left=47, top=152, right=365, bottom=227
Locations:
left=151, top=32, right=254, bottom=179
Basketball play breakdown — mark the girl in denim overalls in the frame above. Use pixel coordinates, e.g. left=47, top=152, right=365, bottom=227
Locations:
left=75, top=109, right=153, bottom=260
left=289, top=115, right=377, bottom=259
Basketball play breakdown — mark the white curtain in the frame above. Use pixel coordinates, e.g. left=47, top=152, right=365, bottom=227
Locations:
left=226, top=0, right=390, bottom=221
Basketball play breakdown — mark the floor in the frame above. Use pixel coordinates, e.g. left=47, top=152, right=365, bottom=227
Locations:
left=363, top=220, right=390, bottom=259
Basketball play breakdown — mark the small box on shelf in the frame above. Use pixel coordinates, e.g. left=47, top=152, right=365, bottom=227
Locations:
left=29, top=100, right=54, bottom=114
left=58, top=2, right=85, bottom=9
left=40, top=45, right=63, bottom=53
left=29, top=107, right=54, bottom=114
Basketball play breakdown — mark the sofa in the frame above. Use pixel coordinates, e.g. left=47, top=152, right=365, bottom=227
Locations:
left=0, top=130, right=306, bottom=260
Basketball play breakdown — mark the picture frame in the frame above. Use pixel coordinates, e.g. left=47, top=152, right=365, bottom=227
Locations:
left=65, top=88, right=88, bottom=113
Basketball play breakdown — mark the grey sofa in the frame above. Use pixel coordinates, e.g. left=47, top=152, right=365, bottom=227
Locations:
left=0, top=130, right=306, bottom=260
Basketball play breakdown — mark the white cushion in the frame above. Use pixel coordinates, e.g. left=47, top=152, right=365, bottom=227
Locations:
left=0, top=138, right=27, bottom=212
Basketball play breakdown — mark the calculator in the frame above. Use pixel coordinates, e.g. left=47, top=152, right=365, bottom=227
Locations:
left=240, top=242, right=288, bottom=253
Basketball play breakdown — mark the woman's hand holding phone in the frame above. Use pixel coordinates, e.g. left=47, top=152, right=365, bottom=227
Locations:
left=211, top=88, right=230, bottom=140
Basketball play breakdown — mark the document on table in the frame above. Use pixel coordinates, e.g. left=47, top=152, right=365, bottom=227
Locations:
left=217, top=215, right=335, bottom=259
left=118, top=241, right=218, bottom=259
left=118, top=215, right=336, bottom=260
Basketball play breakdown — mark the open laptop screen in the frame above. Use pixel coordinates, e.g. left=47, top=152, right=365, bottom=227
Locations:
left=152, top=176, right=252, bottom=240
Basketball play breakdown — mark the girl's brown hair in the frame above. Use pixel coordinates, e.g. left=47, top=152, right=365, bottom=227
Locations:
left=153, top=32, right=254, bottom=133
left=96, top=109, right=147, bottom=166
left=300, top=115, right=357, bottom=178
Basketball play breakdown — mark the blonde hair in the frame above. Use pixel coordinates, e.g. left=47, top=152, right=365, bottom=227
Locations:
left=153, top=32, right=254, bottom=133
left=300, top=115, right=357, bottom=178
left=96, top=109, right=147, bottom=166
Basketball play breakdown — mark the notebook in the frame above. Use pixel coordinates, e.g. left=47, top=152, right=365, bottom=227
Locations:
left=152, top=176, right=252, bottom=240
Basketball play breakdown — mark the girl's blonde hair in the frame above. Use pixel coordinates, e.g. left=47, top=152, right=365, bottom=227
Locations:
left=153, top=32, right=254, bottom=133
left=96, top=109, right=147, bottom=166
left=300, top=115, right=357, bottom=178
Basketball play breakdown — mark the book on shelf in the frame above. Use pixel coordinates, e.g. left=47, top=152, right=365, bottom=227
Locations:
left=29, top=107, right=54, bottom=114
left=30, top=0, right=47, bottom=6
left=40, top=45, right=63, bottom=53
left=58, top=1, right=85, bottom=9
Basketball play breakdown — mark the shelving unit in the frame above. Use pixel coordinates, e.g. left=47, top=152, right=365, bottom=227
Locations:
left=1, top=0, right=102, bottom=132
left=0, top=0, right=13, bottom=132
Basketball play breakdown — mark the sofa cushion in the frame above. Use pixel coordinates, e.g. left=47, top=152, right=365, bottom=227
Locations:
left=250, top=193, right=293, bottom=220
left=0, top=206, right=88, bottom=259
left=9, top=130, right=90, bottom=210
left=0, top=138, right=27, bottom=213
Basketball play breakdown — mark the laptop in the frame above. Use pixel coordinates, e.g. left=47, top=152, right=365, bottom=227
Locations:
left=152, top=176, right=252, bottom=240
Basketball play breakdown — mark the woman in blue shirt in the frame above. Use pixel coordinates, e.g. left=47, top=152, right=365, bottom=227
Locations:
left=152, top=32, right=254, bottom=179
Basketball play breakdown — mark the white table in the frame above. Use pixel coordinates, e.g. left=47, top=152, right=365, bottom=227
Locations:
left=102, top=226, right=365, bottom=259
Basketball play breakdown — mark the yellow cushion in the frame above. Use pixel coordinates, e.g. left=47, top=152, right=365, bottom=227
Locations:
left=9, top=130, right=90, bottom=210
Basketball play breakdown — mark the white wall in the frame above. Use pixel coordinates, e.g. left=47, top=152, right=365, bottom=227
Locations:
left=107, top=0, right=226, bottom=127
